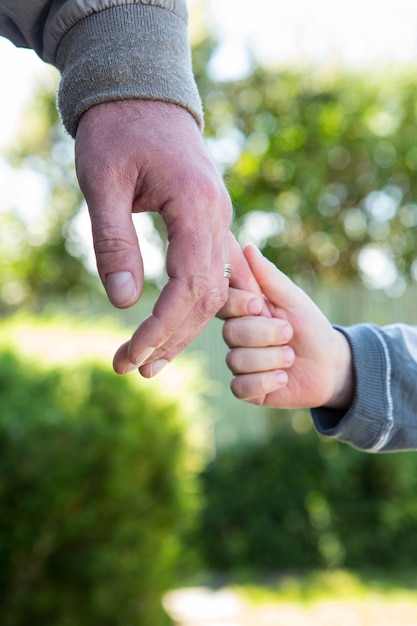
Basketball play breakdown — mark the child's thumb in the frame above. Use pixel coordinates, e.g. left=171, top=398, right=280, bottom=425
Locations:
left=243, top=243, right=304, bottom=309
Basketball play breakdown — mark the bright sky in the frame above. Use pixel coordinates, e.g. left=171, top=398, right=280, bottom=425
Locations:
left=0, top=38, right=48, bottom=150
left=205, top=0, right=417, bottom=75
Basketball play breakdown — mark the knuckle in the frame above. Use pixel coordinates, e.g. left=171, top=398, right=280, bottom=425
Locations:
left=231, top=376, right=263, bottom=404
left=230, top=377, right=245, bottom=400
left=218, top=286, right=229, bottom=311
left=268, top=321, right=283, bottom=346
left=225, top=349, right=235, bottom=372
left=258, top=375, right=273, bottom=396
left=194, top=286, right=225, bottom=324
left=77, top=158, right=120, bottom=197
left=93, top=225, right=136, bottom=258
left=222, top=320, right=238, bottom=347
left=202, top=183, right=232, bottom=218
left=225, top=348, right=243, bottom=374
left=196, top=174, right=221, bottom=204
left=160, top=339, right=189, bottom=360
left=186, top=273, right=210, bottom=302
left=179, top=171, right=233, bottom=223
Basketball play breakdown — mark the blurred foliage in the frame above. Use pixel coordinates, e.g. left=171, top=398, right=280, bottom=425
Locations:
left=0, top=208, right=99, bottom=312
left=1, top=77, right=102, bottom=313
left=195, top=421, right=417, bottom=573
left=193, top=37, right=417, bottom=290
left=0, top=340, right=203, bottom=626
left=3, top=37, right=417, bottom=311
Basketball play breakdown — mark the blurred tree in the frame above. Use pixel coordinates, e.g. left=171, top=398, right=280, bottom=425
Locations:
left=193, top=35, right=417, bottom=292
left=0, top=343, right=203, bottom=625
left=0, top=73, right=103, bottom=313
left=3, top=32, right=417, bottom=312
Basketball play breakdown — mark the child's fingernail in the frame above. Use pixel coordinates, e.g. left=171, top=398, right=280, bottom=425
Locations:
left=248, top=298, right=262, bottom=315
left=284, top=347, right=295, bottom=365
left=276, top=371, right=288, bottom=385
left=282, top=323, right=293, bottom=342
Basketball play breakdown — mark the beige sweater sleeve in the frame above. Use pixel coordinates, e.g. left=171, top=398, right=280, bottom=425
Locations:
left=0, top=1, right=203, bottom=137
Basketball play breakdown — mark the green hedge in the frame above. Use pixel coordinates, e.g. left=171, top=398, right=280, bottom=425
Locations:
left=196, top=423, right=417, bottom=573
left=0, top=348, right=200, bottom=626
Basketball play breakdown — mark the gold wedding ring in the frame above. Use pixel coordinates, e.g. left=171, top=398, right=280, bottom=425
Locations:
left=224, top=263, right=232, bottom=279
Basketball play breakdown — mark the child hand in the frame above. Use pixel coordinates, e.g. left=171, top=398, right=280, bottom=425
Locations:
left=221, top=244, right=354, bottom=409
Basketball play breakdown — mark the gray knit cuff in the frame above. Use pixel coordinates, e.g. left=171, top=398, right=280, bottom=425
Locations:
left=311, top=324, right=391, bottom=451
left=55, top=4, right=203, bottom=137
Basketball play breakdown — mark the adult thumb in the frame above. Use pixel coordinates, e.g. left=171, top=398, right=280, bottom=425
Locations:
left=88, top=196, right=144, bottom=309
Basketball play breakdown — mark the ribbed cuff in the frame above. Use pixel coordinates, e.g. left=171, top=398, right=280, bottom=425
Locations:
left=55, top=4, right=203, bottom=137
left=311, top=324, right=392, bottom=451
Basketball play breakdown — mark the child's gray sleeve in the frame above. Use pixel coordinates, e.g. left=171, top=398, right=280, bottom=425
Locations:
left=311, top=323, right=417, bottom=452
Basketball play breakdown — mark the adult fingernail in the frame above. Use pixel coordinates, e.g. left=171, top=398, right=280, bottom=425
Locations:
left=133, top=347, right=157, bottom=366
left=121, top=362, right=138, bottom=376
left=248, top=298, right=263, bottom=315
left=106, top=271, right=137, bottom=307
left=149, top=359, right=170, bottom=377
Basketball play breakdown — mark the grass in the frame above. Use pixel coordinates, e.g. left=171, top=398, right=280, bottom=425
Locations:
left=232, top=568, right=417, bottom=604
left=167, top=569, right=417, bottom=625
left=229, top=569, right=417, bottom=626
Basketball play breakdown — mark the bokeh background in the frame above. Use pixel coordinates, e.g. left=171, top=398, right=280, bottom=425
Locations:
left=2, top=1, right=417, bottom=624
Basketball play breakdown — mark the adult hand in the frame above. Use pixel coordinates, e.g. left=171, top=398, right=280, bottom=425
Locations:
left=114, top=231, right=270, bottom=377
left=221, top=244, right=355, bottom=409
left=75, top=100, right=236, bottom=376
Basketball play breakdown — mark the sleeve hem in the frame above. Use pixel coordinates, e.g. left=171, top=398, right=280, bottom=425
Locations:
left=311, top=324, right=392, bottom=452
left=55, top=5, right=203, bottom=137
